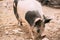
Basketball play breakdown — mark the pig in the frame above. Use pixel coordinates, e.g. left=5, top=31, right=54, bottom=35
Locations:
left=13, top=0, right=51, bottom=39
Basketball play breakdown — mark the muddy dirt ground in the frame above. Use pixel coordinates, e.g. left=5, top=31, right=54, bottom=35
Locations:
left=0, top=0, right=60, bottom=40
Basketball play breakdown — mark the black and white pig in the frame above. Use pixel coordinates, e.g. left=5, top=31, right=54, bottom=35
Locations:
left=13, top=0, right=51, bottom=39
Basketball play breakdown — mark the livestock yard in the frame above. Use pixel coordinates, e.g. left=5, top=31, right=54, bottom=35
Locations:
left=0, top=0, right=60, bottom=40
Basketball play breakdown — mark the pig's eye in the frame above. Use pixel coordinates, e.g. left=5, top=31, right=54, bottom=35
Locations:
left=34, top=20, right=42, bottom=27
left=37, top=29, right=40, bottom=33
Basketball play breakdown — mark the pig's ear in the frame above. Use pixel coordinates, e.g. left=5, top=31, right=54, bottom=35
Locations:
left=44, top=19, right=51, bottom=23
left=43, top=15, right=51, bottom=24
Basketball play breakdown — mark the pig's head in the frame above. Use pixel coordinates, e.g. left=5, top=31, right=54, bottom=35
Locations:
left=25, top=11, right=51, bottom=38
